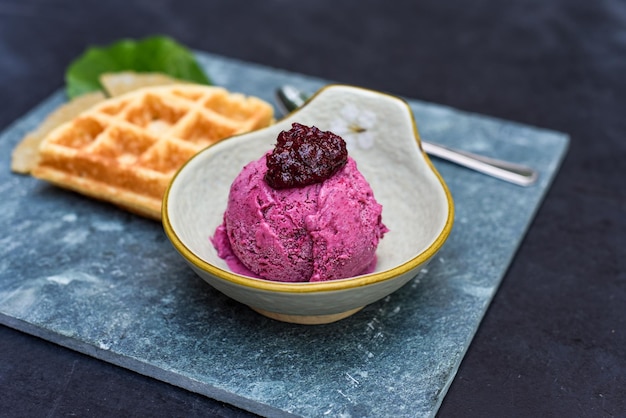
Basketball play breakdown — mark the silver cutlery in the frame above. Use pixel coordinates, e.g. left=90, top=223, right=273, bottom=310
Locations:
left=275, top=85, right=538, bottom=186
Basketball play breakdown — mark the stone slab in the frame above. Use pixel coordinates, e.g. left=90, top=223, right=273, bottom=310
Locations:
left=0, top=52, right=569, bottom=418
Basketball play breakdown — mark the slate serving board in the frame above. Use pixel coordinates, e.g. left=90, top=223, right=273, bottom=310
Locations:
left=0, top=52, right=569, bottom=418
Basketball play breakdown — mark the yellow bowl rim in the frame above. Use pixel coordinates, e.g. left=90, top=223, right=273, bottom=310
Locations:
left=162, top=84, right=454, bottom=294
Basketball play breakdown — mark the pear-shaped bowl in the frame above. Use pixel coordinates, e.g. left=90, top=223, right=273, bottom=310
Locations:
left=162, top=84, right=454, bottom=324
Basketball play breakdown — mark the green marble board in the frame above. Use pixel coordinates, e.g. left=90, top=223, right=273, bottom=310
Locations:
left=0, top=52, right=569, bottom=418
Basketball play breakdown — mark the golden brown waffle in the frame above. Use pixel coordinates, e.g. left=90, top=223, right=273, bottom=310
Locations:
left=31, top=84, right=274, bottom=220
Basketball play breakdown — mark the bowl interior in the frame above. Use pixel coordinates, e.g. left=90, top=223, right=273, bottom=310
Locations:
left=164, top=85, right=453, bottom=286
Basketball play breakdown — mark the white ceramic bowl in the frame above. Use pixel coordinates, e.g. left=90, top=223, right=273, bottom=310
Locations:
left=162, top=84, right=454, bottom=324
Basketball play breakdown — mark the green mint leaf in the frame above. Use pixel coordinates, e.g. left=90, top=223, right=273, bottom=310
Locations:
left=65, top=35, right=211, bottom=99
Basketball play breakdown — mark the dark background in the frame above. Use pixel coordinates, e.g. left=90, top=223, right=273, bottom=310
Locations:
left=1, top=1, right=625, bottom=416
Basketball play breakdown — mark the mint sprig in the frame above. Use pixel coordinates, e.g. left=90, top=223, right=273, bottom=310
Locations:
left=65, top=36, right=211, bottom=99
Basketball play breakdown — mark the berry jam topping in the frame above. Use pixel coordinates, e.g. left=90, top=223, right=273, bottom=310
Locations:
left=265, top=123, right=348, bottom=189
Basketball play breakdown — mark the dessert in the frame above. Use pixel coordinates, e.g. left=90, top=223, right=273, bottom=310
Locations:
left=11, top=72, right=189, bottom=175
left=212, top=123, right=388, bottom=282
left=11, top=91, right=106, bottom=174
left=30, top=84, right=274, bottom=220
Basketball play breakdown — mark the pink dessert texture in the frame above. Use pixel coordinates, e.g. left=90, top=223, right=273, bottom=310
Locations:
left=212, top=122, right=387, bottom=283
left=211, top=154, right=388, bottom=282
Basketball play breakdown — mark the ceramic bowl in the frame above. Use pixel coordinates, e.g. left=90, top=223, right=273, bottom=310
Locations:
left=162, top=84, right=454, bottom=324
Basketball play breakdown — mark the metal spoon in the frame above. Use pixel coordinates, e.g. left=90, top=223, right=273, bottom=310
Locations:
left=275, top=85, right=538, bottom=186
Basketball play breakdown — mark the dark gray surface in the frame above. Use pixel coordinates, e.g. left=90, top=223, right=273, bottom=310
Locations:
left=1, top=1, right=624, bottom=417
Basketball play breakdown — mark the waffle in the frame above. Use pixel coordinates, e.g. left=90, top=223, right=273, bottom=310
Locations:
left=11, top=91, right=106, bottom=174
left=31, top=84, right=274, bottom=220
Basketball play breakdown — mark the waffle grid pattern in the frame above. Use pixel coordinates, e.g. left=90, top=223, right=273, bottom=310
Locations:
left=32, top=85, right=274, bottom=219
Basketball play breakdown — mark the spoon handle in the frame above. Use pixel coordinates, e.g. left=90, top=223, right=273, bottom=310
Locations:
left=421, top=142, right=538, bottom=186
left=275, top=86, right=538, bottom=186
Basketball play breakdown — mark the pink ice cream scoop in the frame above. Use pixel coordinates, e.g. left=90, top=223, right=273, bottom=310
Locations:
left=211, top=123, right=388, bottom=282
